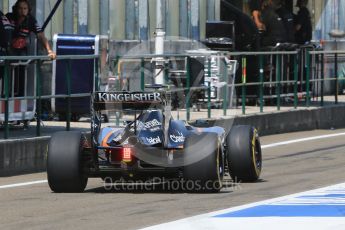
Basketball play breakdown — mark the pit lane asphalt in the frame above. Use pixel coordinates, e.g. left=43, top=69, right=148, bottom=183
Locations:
left=1, top=129, right=345, bottom=230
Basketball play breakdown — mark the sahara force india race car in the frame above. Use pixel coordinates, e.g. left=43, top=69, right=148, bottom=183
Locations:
left=47, top=90, right=262, bottom=192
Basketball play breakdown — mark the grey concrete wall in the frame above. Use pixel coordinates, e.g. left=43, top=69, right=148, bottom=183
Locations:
left=233, top=105, right=345, bottom=136
left=0, top=137, right=49, bottom=176
left=201, top=106, right=345, bottom=136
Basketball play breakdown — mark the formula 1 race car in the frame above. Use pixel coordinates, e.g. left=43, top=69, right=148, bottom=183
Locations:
left=47, top=90, right=262, bottom=193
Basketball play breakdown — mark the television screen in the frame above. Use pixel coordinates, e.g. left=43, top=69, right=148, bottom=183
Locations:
left=206, top=21, right=235, bottom=39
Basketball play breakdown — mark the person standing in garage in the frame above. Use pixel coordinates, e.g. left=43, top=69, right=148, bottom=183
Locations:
left=6, top=0, right=56, bottom=97
left=275, top=0, right=295, bottom=43
left=6, top=0, right=56, bottom=59
left=260, top=0, right=287, bottom=46
left=295, top=0, right=312, bottom=44
left=249, top=0, right=265, bottom=30
left=0, top=11, right=12, bottom=56
left=0, top=11, right=12, bottom=96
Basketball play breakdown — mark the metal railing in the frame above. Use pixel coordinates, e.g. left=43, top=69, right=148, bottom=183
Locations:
left=224, top=50, right=300, bottom=114
left=308, top=50, right=345, bottom=106
left=113, top=48, right=343, bottom=118
left=113, top=50, right=306, bottom=118
left=1, top=48, right=344, bottom=139
left=0, top=54, right=100, bottom=139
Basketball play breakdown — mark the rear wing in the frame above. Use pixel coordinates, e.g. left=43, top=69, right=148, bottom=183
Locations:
left=92, top=91, right=166, bottom=111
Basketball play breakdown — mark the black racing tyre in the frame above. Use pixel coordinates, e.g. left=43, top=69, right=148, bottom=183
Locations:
left=47, top=131, right=88, bottom=192
left=226, top=125, right=262, bottom=182
left=183, top=133, right=223, bottom=192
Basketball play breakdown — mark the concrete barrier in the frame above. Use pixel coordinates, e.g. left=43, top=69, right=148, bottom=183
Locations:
left=233, top=105, right=345, bottom=136
left=1, top=105, right=345, bottom=176
left=0, top=137, right=49, bottom=176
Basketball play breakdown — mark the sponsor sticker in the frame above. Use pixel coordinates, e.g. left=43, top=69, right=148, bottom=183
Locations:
left=170, top=131, right=185, bottom=143
left=96, top=92, right=162, bottom=103
left=144, top=119, right=162, bottom=129
left=137, top=119, right=162, bottom=131
left=146, top=136, right=161, bottom=145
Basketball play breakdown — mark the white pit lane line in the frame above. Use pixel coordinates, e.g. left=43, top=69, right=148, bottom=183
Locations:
left=0, top=180, right=48, bottom=189
left=1, top=131, right=345, bottom=190
left=261, top=132, right=345, bottom=149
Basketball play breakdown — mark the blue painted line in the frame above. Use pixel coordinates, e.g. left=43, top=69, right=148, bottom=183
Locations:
left=214, top=205, right=345, bottom=217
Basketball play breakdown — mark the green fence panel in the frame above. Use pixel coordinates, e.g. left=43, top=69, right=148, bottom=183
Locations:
left=36, top=61, right=42, bottom=137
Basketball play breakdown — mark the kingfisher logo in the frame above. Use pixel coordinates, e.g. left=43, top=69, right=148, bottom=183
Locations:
left=96, top=92, right=162, bottom=103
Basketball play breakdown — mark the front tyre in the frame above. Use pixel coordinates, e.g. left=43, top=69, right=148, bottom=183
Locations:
left=226, top=125, right=262, bottom=182
left=47, top=131, right=88, bottom=192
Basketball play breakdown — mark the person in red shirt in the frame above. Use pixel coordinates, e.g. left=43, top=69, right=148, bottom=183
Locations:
left=6, top=0, right=56, bottom=59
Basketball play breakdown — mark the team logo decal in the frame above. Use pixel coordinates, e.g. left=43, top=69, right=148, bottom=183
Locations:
left=146, top=136, right=161, bottom=145
left=96, top=92, right=162, bottom=103
left=170, top=131, right=185, bottom=143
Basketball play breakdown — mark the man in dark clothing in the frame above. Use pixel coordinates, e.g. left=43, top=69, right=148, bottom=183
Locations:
left=275, top=1, right=295, bottom=43
left=260, top=0, right=287, bottom=46
left=0, top=11, right=6, bottom=56
left=0, top=11, right=12, bottom=95
left=221, top=0, right=260, bottom=97
left=0, top=10, right=6, bottom=89
left=0, top=11, right=12, bottom=55
left=249, top=0, right=265, bottom=30
left=221, top=0, right=259, bottom=51
left=0, top=11, right=6, bottom=53
left=295, top=0, right=312, bottom=44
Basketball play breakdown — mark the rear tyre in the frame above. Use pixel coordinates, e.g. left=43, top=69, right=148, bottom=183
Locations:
left=183, top=133, right=223, bottom=192
left=226, top=125, right=262, bottom=182
left=47, top=131, right=88, bottom=192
